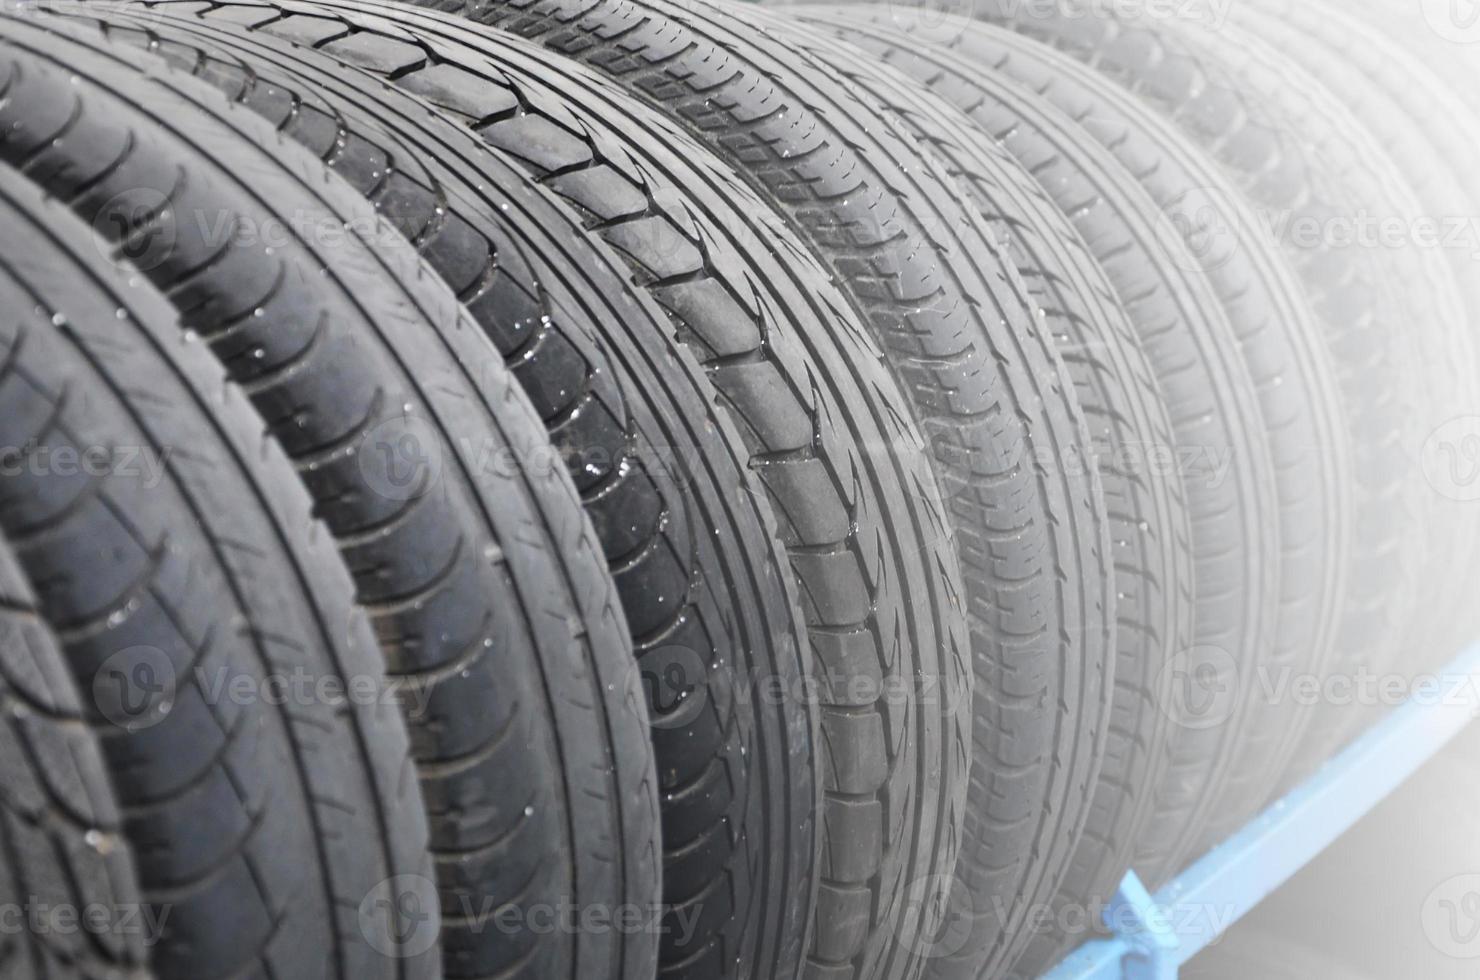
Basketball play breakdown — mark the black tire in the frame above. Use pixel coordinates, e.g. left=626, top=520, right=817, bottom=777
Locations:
left=46, top=4, right=824, bottom=977
left=412, top=2, right=1118, bottom=977
left=0, top=15, right=662, bottom=980
left=68, top=4, right=976, bottom=980
left=968, top=0, right=1453, bottom=808
left=755, top=13, right=1196, bottom=979
left=0, top=537, right=150, bottom=980
left=1233, top=0, right=1480, bottom=660
left=792, top=8, right=1299, bottom=969
left=0, top=142, right=435, bottom=978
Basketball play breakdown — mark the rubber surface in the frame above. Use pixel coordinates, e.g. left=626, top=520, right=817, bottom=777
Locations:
left=78, top=3, right=980, bottom=979
left=0, top=120, right=435, bottom=980
left=792, top=7, right=1314, bottom=968
left=414, top=2, right=1117, bottom=977
left=1346, top=0, right=1480, bottom=125
left=759, top=12, right=1196, bottom=979
left=943, top=0, right=1419, bottom=859
left=1233, top=0, right=1480, bottom=661
left=0, top=536, right=150, bottom=980
left=0, top=14, right=663, bottom=980
left=846, top=10, right=1349, bottom=888
left=973, top=1, right=1456, bottom=812
left=40, top=2, right=827, bottom=975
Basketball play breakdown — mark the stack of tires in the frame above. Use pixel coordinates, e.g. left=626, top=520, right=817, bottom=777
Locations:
left=0, top=0, right=1471, bottom=978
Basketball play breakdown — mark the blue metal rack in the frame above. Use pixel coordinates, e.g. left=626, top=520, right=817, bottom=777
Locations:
left=1045, top=642, right=1480, bottom=979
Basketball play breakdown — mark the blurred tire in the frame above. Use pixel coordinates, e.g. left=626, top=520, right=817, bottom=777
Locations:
left=754, top=12, right=1197, bottom=978
left=1234, top=0, right=1480, bottom=663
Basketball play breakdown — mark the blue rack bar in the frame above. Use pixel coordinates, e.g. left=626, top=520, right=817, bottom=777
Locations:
left=1045, top=641, right=1480, bottom=979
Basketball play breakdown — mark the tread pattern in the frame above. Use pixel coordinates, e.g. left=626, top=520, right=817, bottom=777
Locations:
left=410, top=2, right=1122, bottom=979
left=0, top=539, right=151, bottom=980
left=353, top=0, right=982, bottom=977
left=0, top=129, right=434, bottom=980
left=1235, top=0, right=1480, bottom=662
left=0, top=14, right=661, bottom=980
left=1347, top=0, right=1480, bottom=128
left=967, top=0, right=1449, bottom=821
left=762, top=13, right=1195, bottom=979
left=792, top=9, right=1286, bottom=969
left=68, top=3, right=976, bottom=979
left=40, top=3, right=815, bottom=976
left=854, top=10, right=1350, bottom=886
